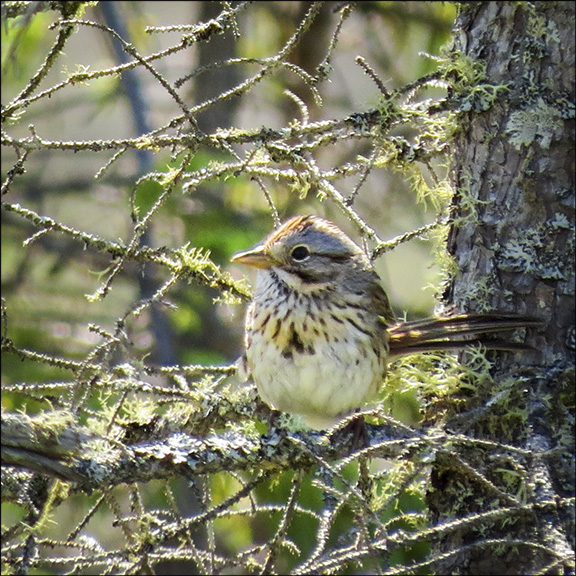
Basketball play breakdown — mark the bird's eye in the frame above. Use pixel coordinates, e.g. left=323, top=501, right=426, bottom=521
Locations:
left=291, top=245, right=310, bottom=261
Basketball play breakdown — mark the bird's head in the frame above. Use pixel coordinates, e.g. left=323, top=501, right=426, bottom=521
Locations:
left=231, top=215, right=370, bottom=292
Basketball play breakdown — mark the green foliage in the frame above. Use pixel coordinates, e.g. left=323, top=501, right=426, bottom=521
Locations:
left=5, top=2, right=565, bottom=575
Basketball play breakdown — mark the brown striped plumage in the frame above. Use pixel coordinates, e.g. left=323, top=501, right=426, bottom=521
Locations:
left=231, top=215, right=539, bottom=429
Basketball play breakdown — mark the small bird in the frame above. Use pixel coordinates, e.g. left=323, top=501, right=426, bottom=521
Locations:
left=231, top=215, right=538, bottom=430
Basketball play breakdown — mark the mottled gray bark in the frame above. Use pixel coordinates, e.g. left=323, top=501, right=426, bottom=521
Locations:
left=433, top=2, right=575, bottom=574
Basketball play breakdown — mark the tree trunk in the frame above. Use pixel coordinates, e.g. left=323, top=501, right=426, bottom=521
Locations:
left=431, top=2, right=575, bottom=573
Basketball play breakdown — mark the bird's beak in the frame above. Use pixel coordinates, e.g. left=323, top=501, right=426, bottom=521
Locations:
left=230, top=245, right=277, bottom=269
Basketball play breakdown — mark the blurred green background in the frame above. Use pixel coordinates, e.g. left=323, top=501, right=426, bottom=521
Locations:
left=2, top=2, right=457, bottom=573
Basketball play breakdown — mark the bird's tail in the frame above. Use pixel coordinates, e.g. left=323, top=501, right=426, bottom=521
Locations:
left=387, top=314, right=541, bottom=357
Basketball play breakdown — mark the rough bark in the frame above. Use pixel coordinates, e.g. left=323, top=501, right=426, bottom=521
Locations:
left=432, top=2, right=575, bottom=574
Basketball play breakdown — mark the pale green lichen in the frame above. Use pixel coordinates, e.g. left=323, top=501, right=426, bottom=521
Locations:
left=505, top=98, right=564, bottom=150
left=426, top=223, right=459, bottom=298
left=523, top=4, right=561, bottom=62
left=459, top=82, right=510, bottom=113
left=437, top=49, right=487, bottom=91
left=528, top=10, right=560, bottom=43
left=450, top=274, right=499, bottom=313
left=498, top=220, right=573, bottom=280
